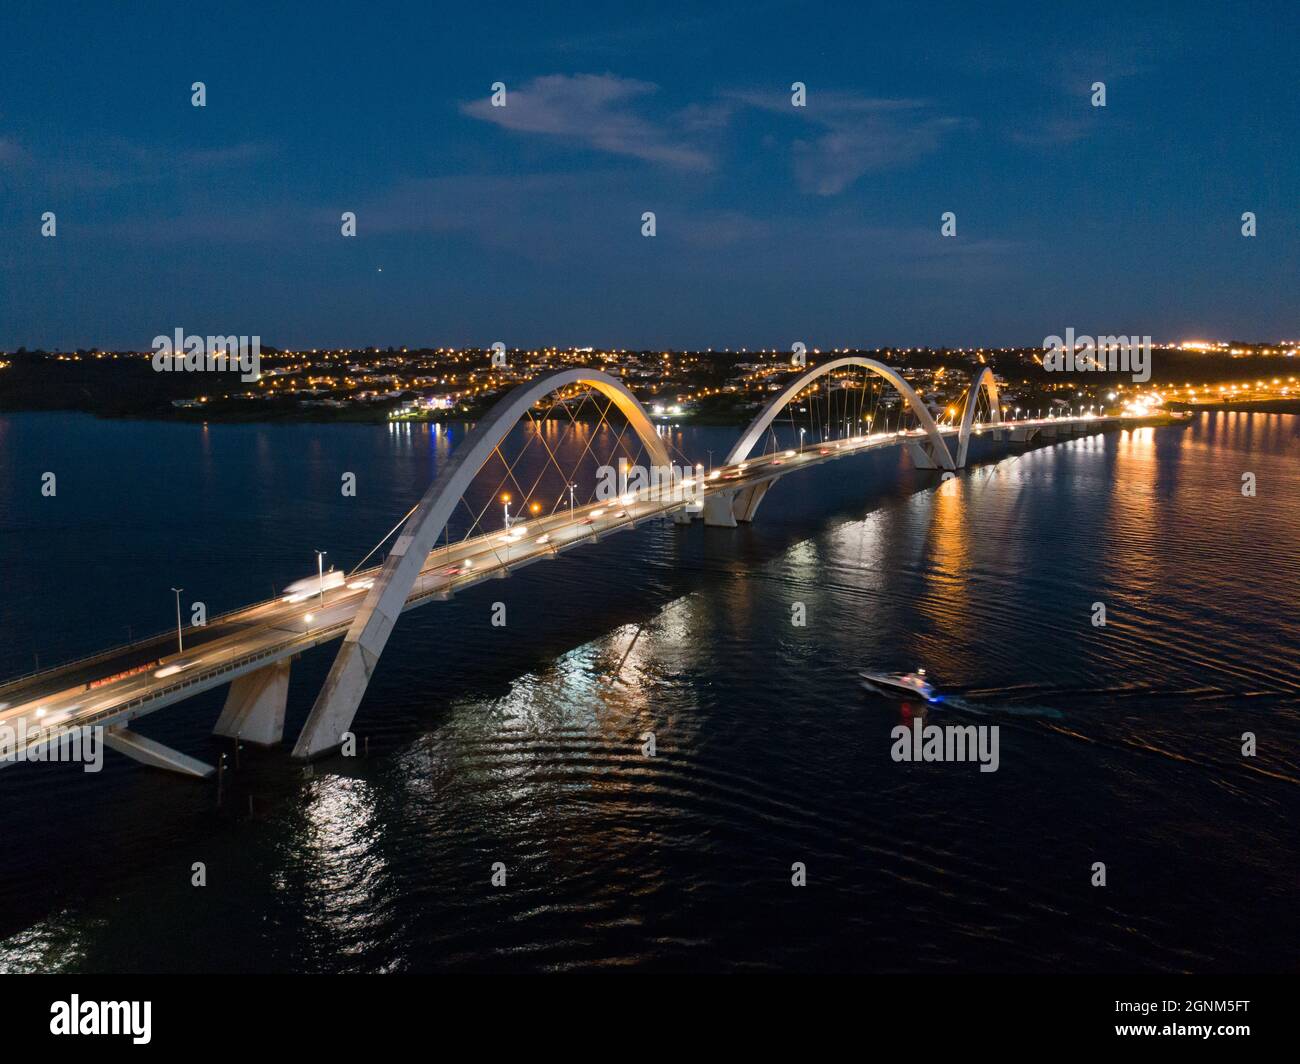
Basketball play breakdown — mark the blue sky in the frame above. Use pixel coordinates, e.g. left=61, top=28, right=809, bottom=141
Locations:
left=1, top=1, right=1296, bottom=349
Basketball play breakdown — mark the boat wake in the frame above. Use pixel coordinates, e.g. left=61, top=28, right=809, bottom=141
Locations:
left=928, top=694, right=1064, bottom=720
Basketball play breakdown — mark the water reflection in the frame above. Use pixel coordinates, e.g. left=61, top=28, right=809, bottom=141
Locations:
left=0, top=411, right=1297, bottom=972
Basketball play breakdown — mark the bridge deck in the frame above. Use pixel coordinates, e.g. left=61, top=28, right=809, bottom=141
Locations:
left=0, top=413, right=1161, bottom=761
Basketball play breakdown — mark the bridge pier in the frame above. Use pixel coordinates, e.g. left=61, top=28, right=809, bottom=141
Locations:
left=732, top=480, right=772, bottom=522
left=906, top=439, right=955, bottom=471
left=214, top=658, right=291, bottom=746
left=700, top=480, right=776, bottom=526
left=104, top=726, right=215, bottom=778
left=703, top=490, right=738, bottom=527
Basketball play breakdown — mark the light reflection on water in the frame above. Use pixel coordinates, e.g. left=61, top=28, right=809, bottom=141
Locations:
left=0, top=411, right=1297, bottom=972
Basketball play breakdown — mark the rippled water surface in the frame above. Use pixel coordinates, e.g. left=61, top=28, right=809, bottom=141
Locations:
left=0, top=411, right=1296, bottom=972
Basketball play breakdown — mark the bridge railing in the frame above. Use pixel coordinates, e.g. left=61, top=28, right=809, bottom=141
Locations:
left=14, top=615, right=359, bottom=759
left=0, top=589, right=299, bottom=694
left=5, top=410, right=1153, bottom=730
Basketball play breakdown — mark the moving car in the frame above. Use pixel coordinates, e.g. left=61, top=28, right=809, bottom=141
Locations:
left=282, top=568, right=346, bottom=603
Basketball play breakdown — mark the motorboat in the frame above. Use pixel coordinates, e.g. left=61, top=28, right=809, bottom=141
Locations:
left=860, top=667, right=938, bottom=702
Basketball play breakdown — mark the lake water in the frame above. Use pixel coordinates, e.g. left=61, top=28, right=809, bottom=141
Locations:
left=0, top=410, right=1296, bottom=972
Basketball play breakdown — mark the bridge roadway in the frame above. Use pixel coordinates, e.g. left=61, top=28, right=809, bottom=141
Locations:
left=0, top=412, right=1151, bottom=770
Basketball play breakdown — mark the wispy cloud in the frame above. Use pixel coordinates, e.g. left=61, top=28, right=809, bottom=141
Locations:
left=461, top=74, right=714, bottom=171
left=731, top=91, right=971, bottom=195
left=1, top=137, right=273, bottom=191
left=1007, top=114, right=1100, bottom=147
left=460, top=79, right=967, bottom=193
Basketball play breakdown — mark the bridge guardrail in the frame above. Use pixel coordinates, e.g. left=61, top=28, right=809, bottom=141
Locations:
left=10, top=411, right=1158, bottom=759
left=0, top=591, right=295, bottom=693
left=19, top=620, right=356, bottom=757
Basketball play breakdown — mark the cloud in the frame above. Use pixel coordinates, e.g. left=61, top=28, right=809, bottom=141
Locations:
left=2, top=138, right=273, bottom=191
left=459, top=79, right=966, bottom=192
left=792, top=114, right=968, bottom=195
left=732, top=91, right=971, bottom=195
left=1007, top=115, right=1099, bottom=147
left=462, top=74, right=713, bottom=171
left=173, top=142, right=269, bottom=168
left=675, top=210, right=772, bottom=248
left=85, top=203, right=320, bottom=244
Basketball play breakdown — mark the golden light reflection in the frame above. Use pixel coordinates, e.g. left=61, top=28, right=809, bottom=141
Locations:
left=1094, top=426, right=1162, bottom=594
left=914, top=472, right=974, bottom=635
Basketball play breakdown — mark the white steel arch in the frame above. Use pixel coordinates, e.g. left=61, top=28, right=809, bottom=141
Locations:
left=293, top=368, right=669, bottom=758
left=955, top=366, right=1002, bottom=467
left=724, top=357, right=955, bottom=468
left=703, top=357, right=956, bottom=526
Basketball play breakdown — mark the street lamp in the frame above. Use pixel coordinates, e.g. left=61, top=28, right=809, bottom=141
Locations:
left=171, top=587, right=184, bottom=653
left=799, top=427, right=806, bottom=451
left=501, top=492, right=512, bottom=529
left=314, top=549, right=327, bottom=604
left=568, top=483, right=576, bottom=517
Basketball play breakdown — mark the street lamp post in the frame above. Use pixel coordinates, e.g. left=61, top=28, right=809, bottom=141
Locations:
left=799, top=428, right=806, bottom=452
left=568, top=483, right=576, bottom=518
left=315, top=549, right=327, bottom=604
left=501, top=493, right=512, bottom=529
left=171, top=587, right=184, bottom=654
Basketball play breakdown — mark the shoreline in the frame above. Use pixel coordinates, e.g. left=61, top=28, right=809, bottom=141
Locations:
left=1167, top=398, right=1300, bottom=415
left=6, top=394, right=1297, bottom=430
left=0, top=402, right=766, bottom=429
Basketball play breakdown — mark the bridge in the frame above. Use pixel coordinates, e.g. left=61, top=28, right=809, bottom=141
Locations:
left=0, top=359, right=1170, bottom=776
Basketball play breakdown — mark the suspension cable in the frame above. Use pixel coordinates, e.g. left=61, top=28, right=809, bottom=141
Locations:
left=347, top=501, right=422, bottom=577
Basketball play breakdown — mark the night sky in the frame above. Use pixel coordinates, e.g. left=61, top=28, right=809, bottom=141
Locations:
left=1, top=1, right=1296, bottom=350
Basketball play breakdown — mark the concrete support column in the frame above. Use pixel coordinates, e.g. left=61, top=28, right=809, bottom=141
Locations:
left=906, top=440, right=942, bottom=469
left=104, top=727, right=215, bottom=778
left=703, top=490, right=739, bottom=527
left=732, top=480, right=772, bottom=523
left=214, top=658, right=291, bottom=746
